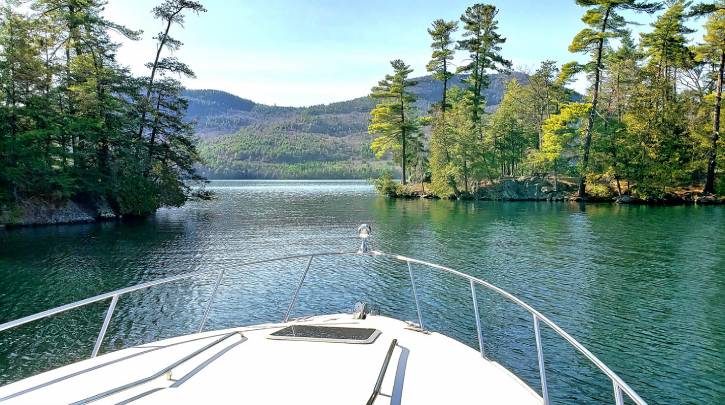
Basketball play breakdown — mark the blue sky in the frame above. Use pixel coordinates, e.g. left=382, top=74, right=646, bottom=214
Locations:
left=104, top=0, right=700, bottom=107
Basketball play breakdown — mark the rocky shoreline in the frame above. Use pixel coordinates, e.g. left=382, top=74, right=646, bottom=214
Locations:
left=0, top=189, right=217, bottom=228
left=0, top=198, right=119, bottom=228
left=389, top=176, right=724, bottom=206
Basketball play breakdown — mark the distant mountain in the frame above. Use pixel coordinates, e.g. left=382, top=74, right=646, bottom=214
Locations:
left=184, top=72, right=528, bottom=140
left=186, top=72, right=533, bottom=179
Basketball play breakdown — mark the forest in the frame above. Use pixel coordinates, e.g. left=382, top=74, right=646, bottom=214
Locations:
left=369, top=1, right=725, bottom=200
left=0, top=0, right=205, bottom=217
left=189, top=76, right=520, bottom=180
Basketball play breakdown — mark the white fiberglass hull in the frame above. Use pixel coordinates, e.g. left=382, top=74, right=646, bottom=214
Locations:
left=0, top=314, right=541, bottom=404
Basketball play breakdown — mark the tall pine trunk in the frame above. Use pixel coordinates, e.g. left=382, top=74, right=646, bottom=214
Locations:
left=704, top=51, right=724, bottom=194
left=579, top=6, right=611, bottom=198
left=400, top=92, right=407, bottom=185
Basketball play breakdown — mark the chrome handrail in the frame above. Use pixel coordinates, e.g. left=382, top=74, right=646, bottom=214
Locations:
left=372, top=251, right=647, bottom=405
left=0, top=251, right=356, bottom=335
left=0, top=231, right=647, bottom=405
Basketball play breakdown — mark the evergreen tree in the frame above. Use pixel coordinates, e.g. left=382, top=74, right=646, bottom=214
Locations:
left=486, top=79, right=536, bottom=176
left=427, top=18, right=458, bottom=195
left=695, top=5, right=725, bottom=193
left=567, top=0, right=661, bottom=197
left=456, top=3, right=511, bottom=135
left=0, top=0, right=206, bottom=218
left=598, top=31, right=642, bottom=195
left=139, top=0, right=206, bottom=175
left=526, top=61, right=565, bottom=150
left=369, top=59, right=419, bottom=185
left=426, top=19, right=458, bottom=117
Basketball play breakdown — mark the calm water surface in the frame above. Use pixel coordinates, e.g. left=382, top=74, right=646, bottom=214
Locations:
left=0, top=180, right=723, bottom=404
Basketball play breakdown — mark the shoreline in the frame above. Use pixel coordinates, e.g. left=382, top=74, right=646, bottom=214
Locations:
left=3, top=178, right=723, bottom=229
left=381, top=176, right=725, bottom=206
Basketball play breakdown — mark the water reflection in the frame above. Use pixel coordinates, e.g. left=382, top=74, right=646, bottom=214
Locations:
left=0, top=181, right=723, bottom=404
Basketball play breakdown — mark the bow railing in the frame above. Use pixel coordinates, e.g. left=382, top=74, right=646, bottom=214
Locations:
left=0, top=227, right=647, bottom=405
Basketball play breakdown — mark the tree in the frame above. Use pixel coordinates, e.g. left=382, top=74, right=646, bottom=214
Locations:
left=599, top=31, right=642, bottom=195
left=486, top=79, right=537, bottom=176
left=444, top=87, right=484, bottom=194
left=640, top=1, right=694, bottom=103
left=457, top=3, right=511, bottom=135
left=695, top=5, right=725, bottom=193
left=0, top=7, right=44, bottom=200
left=429, top=117, right=458, bottom=196
left=567, top=0, right=661, bottom=197
left=138, top=0, right=206, bottom=173
left=533, top=103, right=592, bottom=191
left=526, top=61, right=565, bottom=150
left=369, top=59, right=419, bottom=185
left=427, top=18, right=458, bottom=195
left=408, top=133, right=429, bottom=190
left=0, top=0, right=206, bottom=218
left=426, top=19, right=458, bottom=117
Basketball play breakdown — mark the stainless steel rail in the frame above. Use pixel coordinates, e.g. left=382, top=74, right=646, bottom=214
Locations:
left=371, top=250, right=648, bottom=405
left=366, top=339, right=399, bottom=405
left=0, top=230, right=648, bottom=405
left=71, top=332, right=245, bottom=404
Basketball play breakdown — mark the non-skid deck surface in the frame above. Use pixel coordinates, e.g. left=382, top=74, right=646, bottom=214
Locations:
left=0, top=315, right=542, bottom=404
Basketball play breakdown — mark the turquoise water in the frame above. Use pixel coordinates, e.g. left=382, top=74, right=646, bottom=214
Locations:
left=0, top=180, right=723, bottom=404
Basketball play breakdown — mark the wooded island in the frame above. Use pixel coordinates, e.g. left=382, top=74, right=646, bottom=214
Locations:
left=0, top=0, right=206, bottom=224
left=369, top=1, right=725, bottom=202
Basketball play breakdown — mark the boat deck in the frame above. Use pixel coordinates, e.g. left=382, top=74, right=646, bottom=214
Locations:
left=0, top=314, right=542, bottom=404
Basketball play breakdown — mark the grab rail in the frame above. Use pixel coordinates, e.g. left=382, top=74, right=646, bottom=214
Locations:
left=371, top=250, right=646, bottom=405
left=366, top=339, right=398, bottom=405
left=0, top=228, right=647, bottom=405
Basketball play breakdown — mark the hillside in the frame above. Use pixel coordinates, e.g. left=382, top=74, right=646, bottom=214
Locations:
left=189, top=73, right=529, bottom=179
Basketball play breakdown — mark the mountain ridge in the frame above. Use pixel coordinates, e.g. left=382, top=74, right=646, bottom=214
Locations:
left=187, top=72, right=534, bottom=179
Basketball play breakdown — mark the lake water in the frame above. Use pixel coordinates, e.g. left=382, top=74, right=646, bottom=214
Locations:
left=0, top=180, right=723, bottom=404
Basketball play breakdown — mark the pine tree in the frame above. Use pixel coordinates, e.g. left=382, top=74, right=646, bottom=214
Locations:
left=139, top=0, right=206, bottom=175
left=369, top=59, right=419, bottom=185
left=457, top=4, right=511, bottom=135
left=599, top=31, right=641, bottom=195
left=486, top=79, right=536, bottom=176
left=0, top=7, right=44, bottom=200
left=695, top=5, right=725, bottom=193
left=640, top=1, right=694, bottom=104
left=427, top=18, right=458, bottom=195
left=526, top=60, right=564, bottom=150
left=0, top=0, right=206, bottom=217
left=567, top=0, right=661, bottom=197
left=426, top=19, right=458, bottom=117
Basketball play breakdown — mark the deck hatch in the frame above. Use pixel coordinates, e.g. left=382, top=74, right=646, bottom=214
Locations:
left=268, top=325, right=380, bottom=344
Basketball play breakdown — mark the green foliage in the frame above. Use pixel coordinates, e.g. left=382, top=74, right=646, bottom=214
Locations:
left=373, top=170, right=402, bottom=197
left=486, top=79, right=538, bottom=176
left=531, top=102, right=591, bottom=178
left=369, top=59, right=422, bottom=185
left=400, top=1, right=720, bottom=199
left=0, top=1, right=205, bottom=216
left=457, top=4, right=511, bottom=125
left=427, top=19, right=458, bottom=114
left=694, top=5, right=725, bottom=193
left=198, top=159, right=393, bottom=180
left=567, top=0, right=661, bottom=196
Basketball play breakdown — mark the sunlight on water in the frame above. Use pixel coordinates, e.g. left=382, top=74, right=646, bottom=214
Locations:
left=1, top=180, right=723, bottom=404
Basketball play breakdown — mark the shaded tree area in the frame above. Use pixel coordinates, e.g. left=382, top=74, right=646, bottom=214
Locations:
left=0, top=0, right=206, bottom=217
left=372, top=1, right=725, bottom=200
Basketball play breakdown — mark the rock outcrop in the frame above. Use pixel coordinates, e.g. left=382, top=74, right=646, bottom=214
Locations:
left=0, top=198, right=118, bottom=227
left=475, top=176, right=574, bottom=201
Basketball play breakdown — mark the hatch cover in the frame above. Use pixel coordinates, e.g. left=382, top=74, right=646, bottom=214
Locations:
left=268, top=325, right=380, bottom=344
